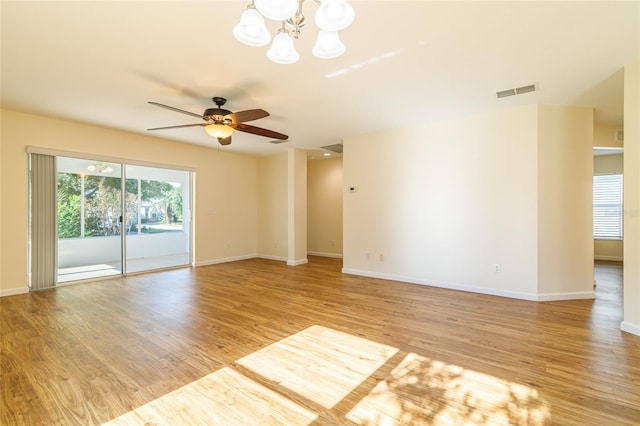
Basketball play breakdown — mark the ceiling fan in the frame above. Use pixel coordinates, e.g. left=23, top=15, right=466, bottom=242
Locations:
left=147, top=96, right=288, bottom=146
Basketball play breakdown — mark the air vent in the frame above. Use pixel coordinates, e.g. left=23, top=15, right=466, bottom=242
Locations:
left=515, top=84, right=536, bottom=95
left=497, top=83, right=537, bottom=99
left=321, top=144, right=343, bottom=153
left=615, top=129, right=624, bottom=142
left=497, top=88, right=516, bottom=98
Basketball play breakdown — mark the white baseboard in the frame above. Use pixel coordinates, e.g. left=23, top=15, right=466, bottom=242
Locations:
left=594, top=255, right=623, bottom=262
left=536, top=291, right=595, bottom=301
left=257, top=254, right=287, bottom=262
left=196, top=254, right=307, bottom=267
left=341, top=268, right=596, bottom=302
left=195, top=254, right=256, bottom=267
left=621, top=321, right=640, bottom=337
left=307, top=251, right=343, bottom=259
left=0, top=287, right=29, bottom=297
left=341, top=268, right=539, bottom=301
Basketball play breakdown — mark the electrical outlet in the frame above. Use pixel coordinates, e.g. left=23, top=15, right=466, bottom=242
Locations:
left=366, top=252, right=371, bottom=261
left=379, top=254, right=385, bottom=262
left=494, top=264, right=501, bottom=273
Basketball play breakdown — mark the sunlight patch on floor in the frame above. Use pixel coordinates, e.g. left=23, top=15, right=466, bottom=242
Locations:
left=103, top=367, right=317, bottom=425
left=104, top=326, right=551, bottom=425
left=347, top=352, right=551, bottom=426
left=236, top=324, right=399, bottom=409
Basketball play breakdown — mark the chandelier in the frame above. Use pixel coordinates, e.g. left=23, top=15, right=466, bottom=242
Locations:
left=86, top=162, right=113, bottom=174
left=233, top=0, right=355, bottom=64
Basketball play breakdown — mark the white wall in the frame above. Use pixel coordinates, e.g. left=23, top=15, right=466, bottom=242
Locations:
left=58, top=233, right=189, bottom=268
left=595, top=154, right=624, bottom=175
left=343, top=104, right=594, bottom=301
left=308, top=157, right=343, bottom=257
left=537, top=105, right=594, bottom=297
left=623, top=61, right=640, bottom=336
left=257, top=153, right=288, bottom=260
left=287, top=149, right=307, bottom=265
left=343, top=105, right=540, bottom=299
left=594, top=123, right=624, bottom=148
left=0, top=109, right=258, bottom=295
left=0, top=112, right=3, bottom=293
left=257, top=149, right=308, bottom=264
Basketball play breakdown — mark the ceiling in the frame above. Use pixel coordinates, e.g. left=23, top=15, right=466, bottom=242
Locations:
left=2, top=1, right=638, bottom=158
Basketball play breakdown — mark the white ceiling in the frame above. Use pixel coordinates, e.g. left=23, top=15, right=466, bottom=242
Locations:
left=2, top=1, right=638, bottom=158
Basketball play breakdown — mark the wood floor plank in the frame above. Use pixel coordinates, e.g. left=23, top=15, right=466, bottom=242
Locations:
left=1, top=257, right=639, bottom=425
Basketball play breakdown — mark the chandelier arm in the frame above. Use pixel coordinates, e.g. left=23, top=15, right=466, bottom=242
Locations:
left=239, top=0, right=352, bottom=62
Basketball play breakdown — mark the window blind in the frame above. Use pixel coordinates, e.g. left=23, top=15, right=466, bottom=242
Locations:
left=593, top=174, right=623, bottom=240
left=30, top=153, right=58, bottom=290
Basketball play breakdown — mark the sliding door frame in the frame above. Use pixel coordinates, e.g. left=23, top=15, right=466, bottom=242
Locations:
left=27, top=146, right=195, bottom=284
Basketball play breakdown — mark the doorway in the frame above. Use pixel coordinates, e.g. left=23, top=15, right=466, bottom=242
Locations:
left=54, top=156, right=192, bottom=283
left=124, top=163, right=191, bottom=273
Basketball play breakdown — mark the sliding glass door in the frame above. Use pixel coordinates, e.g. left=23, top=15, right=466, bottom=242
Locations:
left=54, top=156, right=191, bottom=283
left=57, top=157, right=123, bottom=282
left=124, top=164, right=191, bottom=273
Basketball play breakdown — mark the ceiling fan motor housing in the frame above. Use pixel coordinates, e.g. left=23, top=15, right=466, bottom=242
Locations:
left=205, top=97, right=232, bottom=123
left=204, top=108, right=233, bottom=123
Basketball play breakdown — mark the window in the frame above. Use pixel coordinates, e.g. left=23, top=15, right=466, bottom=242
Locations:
left=593, top=174, right=623, bottom=240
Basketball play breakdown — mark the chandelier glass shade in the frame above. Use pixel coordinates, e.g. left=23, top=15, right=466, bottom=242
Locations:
left=234, top=0, right=354, bottom=64
left=315, top=0, right=354, bottom=31
left=86, top=162, right=113, bottom=174
left=312, top=30, right=345, bottom=59
left=233, top=7, right=271, bottom=47
left=205, top=124, right=234, bottom=139
left=267, top=29, right=300, bottom=64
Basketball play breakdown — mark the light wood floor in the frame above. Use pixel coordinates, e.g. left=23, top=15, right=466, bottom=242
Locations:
left=1, top=258, right=639, bottom=425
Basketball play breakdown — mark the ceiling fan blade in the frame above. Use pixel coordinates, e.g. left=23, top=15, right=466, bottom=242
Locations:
left=226, top=109, right=269, bottom=124
left=148, top=102, right=203, bottom=119
left=147, top=123, right=205, bottom=131
left=234, top=123, right=288, bottom=140
left=218, top=136, right=232, bottom=146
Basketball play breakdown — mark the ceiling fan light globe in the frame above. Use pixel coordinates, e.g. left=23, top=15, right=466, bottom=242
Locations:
left=315, top=0, right=354, bottom=31
left=205, top=124, right=234, bottom=139
left=327, top=2, right=343, bottom=19
left=267, top=31, right=299, bottom=64
left=255, top=0, right=298, bottom=21
left=312, top=30, right=345, bottom=59
left=234, top=8, right=271, bottom=47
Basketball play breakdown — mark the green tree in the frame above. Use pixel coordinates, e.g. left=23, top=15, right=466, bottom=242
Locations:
left=57, top=173, right=82, bottom=238
left=85, top=175, right=121, bottom=236
left=57, top=172, right=81, bottom=198
left=58, top=194, right=81, bottom=238
left=141, top=180, right=182, bottom=224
